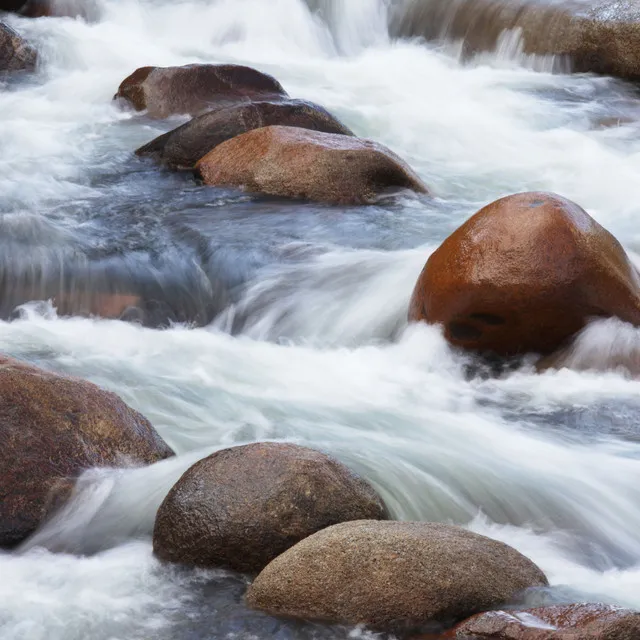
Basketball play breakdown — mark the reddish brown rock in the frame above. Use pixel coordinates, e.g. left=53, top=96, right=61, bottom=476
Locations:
left=451, top=603, right=640, bottom=638
left=409, top=192, right=640, bottom=357
left=114, top=64, right=288, bottom=118
left=0, top=22, right=36, bottom=74
left=136, top=98, right=353, bottom=170
left=0, top=356, right=173, bottom=547
left=195, top=125, right=428, bottom=205
left=52, top=291, right=142, bottom=320
left=153, top=443, right=389, bottom=574
left=246, top=520, right=548, bottom=633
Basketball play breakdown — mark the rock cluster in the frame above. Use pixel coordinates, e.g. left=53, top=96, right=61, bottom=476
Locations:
left=116, top=63, right=429, bottom=204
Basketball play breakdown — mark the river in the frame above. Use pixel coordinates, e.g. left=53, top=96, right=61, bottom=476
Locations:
left=2, top=0, right=640, bottom=638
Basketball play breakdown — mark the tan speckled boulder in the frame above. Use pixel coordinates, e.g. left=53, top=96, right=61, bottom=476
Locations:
left=246, top=520, right=548, bottom=633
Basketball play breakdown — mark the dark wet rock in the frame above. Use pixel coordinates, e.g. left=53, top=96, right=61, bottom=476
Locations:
left=0, top=22, right=36, bottom=74
left=449, top=603, right=640, bottom=638
left=153, top=442, right=389, bottom=574
left=409, top=191, right=640, bottom=357
left=114, top=64, right=288, bottom=118
left=136, top=99, right=354, bottom=170
left=392, top=0, right=640, bottom=82
left=195, top=125, right=429, bottom=205
left=0, top=0, right=27, bottom=11
left=246, top=520, right=548, bottom=633
left=0, top=356, right=173, bottom=547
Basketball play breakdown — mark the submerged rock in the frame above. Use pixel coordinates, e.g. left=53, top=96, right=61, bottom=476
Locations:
left=114, top=64, right=288, bottom=118
left=18, top=0, right=95, bottom=18
left=409, top=191, right=640, bottom=357
left=392, top=0, right=640, bottom=82
left=246, top=520, right=548, bottom=633
left=0, top=22, right=36, bottom=74
left=195, top=125, right=428, bottom=204
left=153, top=442, right=389, bottom=574
left=451, top=603, right=640, bottom=638
left=0, top=356, right=173, bottom=547
left=136, top=98, right=353, bottom=169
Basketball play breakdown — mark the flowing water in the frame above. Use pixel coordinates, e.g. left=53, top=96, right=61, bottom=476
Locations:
left=2, top=0, right=640, bottom=638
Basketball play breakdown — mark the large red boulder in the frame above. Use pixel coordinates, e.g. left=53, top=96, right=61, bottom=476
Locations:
left=0, top=356, right=173, bottom=547
left=114, top=64, right=288, bottom=118
left=409, top=192, right=640, bottom=356
left=195, top=125, right=428, bottom=205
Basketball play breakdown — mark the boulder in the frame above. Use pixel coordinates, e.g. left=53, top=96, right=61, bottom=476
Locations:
left=0, top=22, right=36, bottom=74
left=246, top=520, right=548, bottom=633
left=0, top=356, right=173, bottom=547
left=136, top=99, right=353, bottom=170
left=114, top=64, right=288, bottom=118
left=391, top=0, right=640, bottom=82
left=451, top=603, right=640, bottom=639
left=153, top=442, right=389, bottom=574
left=195, top=125, right=428, bottom=204
left=408, top=192, right=640, bottom=357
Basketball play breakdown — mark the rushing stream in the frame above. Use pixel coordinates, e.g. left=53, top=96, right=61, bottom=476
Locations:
left=2, top=0, right=640, bottom=638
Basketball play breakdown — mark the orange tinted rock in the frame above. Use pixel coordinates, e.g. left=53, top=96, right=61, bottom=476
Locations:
left=409, top=192, right=640, bottom=357
left=195, top=125, right=428, bottom=205
left=114, top=64, right=288, bottom=118
left=0, top=356, right=173, bottom=547
left=453, top=603, right=640, bottom=638
left=53, top=291, right=142, bottom=320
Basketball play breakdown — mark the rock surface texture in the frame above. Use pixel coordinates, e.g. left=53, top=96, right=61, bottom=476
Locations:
left=247, top=520, right=548, bottom=633
left=449, top=603, right=640, bottom=639
left=0, top=22, right=36, bottom=74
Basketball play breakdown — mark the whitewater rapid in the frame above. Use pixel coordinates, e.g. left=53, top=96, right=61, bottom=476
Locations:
left=2, top=0, right=640, bottom=638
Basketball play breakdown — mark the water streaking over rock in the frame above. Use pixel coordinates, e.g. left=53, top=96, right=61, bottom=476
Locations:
left=2, top=0, right=640, bottom=638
